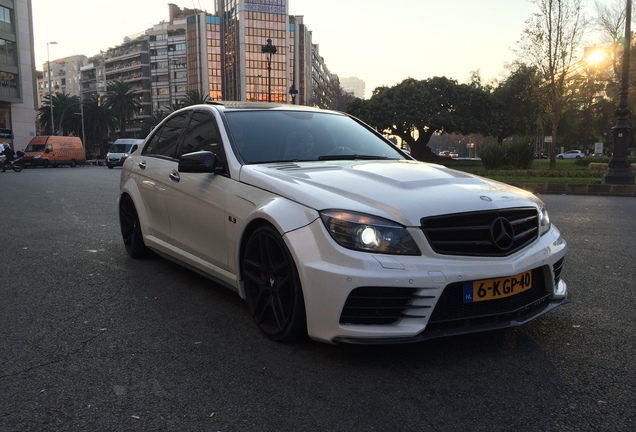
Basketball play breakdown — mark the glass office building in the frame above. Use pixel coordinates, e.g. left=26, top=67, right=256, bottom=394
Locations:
left=217, top=0, right=294, bottom=103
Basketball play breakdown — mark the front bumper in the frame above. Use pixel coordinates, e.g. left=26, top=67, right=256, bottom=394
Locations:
left=107, top=157, right=127, bottom=167
left=286, top=220, right=568, bottom=344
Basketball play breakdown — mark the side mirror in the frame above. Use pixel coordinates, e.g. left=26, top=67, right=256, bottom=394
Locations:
left=178, top=151, right=224, bottom=174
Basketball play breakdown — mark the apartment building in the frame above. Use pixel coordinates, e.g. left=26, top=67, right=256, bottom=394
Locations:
left=36, top=54, right=86, bottom=106
left=0, top=0, right=37, bottom=148
left=43, top=2, right=342, bottom=141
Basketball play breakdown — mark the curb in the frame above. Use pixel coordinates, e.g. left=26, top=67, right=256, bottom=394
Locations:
left=510, top=182, right=636, bottom=197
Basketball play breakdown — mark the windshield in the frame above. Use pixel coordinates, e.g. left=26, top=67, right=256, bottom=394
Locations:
left=224, top=110, right=406, bottom=164
left=25, top=144, right=46, bottom=152
left=109, top=144, right=131, bottom=153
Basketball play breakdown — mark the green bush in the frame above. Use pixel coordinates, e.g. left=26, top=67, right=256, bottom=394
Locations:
left=478, top=143, right=509, bottom=169
left=477, top=141, right=535, bottom=169
left=507, top=141, right=536, bottom=169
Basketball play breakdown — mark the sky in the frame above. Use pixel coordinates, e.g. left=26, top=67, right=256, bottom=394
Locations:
left=31, top=0, right=606, bottom=98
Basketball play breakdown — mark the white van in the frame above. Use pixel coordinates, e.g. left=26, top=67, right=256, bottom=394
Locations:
left=106, top=138, right=144, bottom=169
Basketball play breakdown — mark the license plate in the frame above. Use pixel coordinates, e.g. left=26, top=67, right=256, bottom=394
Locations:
left=463, top=271, right=532, bottom=303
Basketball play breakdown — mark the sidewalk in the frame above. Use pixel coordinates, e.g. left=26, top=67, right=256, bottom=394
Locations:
left=510, top=182, right=636, bottom=197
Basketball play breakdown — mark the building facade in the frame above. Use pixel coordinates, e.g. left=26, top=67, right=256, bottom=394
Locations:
left=1, top=0, right=37, bottom=149
left=38, top=2, right=342, bottom=146
left=36, top=54, right=87, bottom=108
left=148, top=4, right=192, bottom=112
left=340, top=76, right=366, bottom=99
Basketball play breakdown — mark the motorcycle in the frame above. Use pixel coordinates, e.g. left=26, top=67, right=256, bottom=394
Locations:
left=1, top=150, right=24, bottom=173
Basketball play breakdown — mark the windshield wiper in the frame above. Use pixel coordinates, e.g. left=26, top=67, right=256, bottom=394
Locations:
left=318, top=154, right=389, bottom=161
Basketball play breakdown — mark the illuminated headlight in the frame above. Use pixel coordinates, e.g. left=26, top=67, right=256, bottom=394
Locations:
left=123, top=153, right=129, bottom=157
left=320, top=210, right=421, bottom=255
left=539, top=207, right=551, bottom=236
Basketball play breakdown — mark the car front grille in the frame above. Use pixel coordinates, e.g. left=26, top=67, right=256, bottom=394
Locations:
left=421, top=208, right=539, bottom=257
left=425, top=268, right=549, bottom=331
left=339, top=287, right=435, bottom=325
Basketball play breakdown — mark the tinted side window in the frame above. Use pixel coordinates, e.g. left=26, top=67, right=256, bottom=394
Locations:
left=181, top=111, right=220, bottom=156
left=143, top=113, right=189, bottom=158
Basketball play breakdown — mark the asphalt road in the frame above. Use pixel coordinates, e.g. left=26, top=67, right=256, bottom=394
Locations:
left=0, top=166, right=634, bottom=432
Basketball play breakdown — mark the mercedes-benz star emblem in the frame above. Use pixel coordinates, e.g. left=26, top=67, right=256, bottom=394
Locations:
left=490, top=217, right=515, bottom=251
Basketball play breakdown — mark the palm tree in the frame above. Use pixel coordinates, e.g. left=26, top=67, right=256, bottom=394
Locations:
left=82, top=95, right=114, bottom=158
left=104, top=80, right=142, bottom=137
left=178, top=89, right=210, bottom=108
left=36, top=92, right=80, bottom=135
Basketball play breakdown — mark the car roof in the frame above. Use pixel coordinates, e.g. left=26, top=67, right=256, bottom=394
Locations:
left=199, top=101, right=338, bottom=114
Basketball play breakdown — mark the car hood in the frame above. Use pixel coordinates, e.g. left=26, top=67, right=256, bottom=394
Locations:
left=239, top=160, right=540, bottom=226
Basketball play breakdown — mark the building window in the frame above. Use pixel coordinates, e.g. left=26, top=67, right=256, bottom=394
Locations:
left=0, top=6, right=13, bottom=33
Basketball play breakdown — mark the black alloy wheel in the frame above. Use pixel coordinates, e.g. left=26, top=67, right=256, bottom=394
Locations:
left=242, top=226, right=307, bottom=342
left=119, top=195, right=150, bottom=258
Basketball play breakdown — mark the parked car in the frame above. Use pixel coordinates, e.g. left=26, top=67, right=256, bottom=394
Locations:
left=438, top=150, right=458, bottom=158
left=118, top=102, right=569, bottom=344
left=556, top=150, right=585, bottom=159
left=535, top=149, right=548, bottom=159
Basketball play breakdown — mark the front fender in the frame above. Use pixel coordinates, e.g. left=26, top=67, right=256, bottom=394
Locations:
left=229, top=194, right=319, bottom=298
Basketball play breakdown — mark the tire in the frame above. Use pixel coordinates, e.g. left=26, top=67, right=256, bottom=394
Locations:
left=242, top=225, right=307, bottom=342
left=43, top=160, right=50, bottom=168
left=70, top=159, right=77, bottom=167
left=11, top=161, right=23, bottom=173
left=119, top=195, right=151, bottom=258
left=107, top=164, right=114, bottom=169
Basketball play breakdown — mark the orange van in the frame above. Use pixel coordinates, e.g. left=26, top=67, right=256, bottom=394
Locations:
left=22, top=136, right=86, bottom=168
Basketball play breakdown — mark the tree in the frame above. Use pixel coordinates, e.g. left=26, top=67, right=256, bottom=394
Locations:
left=81, top=94, right=113, bottom=157
left=36, top=92, right=80, bottom=136
left=346, top=77, right=495, bottom=161
left=517, top=0, right=588, bottom=169
left=492, top=64, right=544, bottom=141
left=104, top=80, right=142, bottom=137
left=178, top=89, right=210, bottom=108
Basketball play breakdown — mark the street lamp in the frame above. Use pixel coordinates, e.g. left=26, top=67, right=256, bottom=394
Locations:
left=603, top=0, right=635, bottom=184
left=289, top=84, right=298, bottom=105
left=47, top=41, right=58, bottom=135
left=261, top=38, right=277, bottom=103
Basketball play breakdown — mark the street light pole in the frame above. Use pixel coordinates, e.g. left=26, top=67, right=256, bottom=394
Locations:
left=603, top=0, right=635, bottom=184
left=47, top=41, right=58, bottom=135
left=289, top=84, right=298, bottom=105
left=261, top=38, right=277, bottom=103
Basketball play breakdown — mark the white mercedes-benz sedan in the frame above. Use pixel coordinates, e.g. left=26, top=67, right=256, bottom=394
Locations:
left=118, top=102, right=569, bottom=344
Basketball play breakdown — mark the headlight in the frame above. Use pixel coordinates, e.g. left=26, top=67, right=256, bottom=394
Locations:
left=320, top=210, right=421, bottom=255
left=539, top=207, right=551, bottom=236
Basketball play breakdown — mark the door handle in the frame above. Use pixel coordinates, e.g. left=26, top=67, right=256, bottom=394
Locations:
left=169, top=171, right=180, bottom=182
